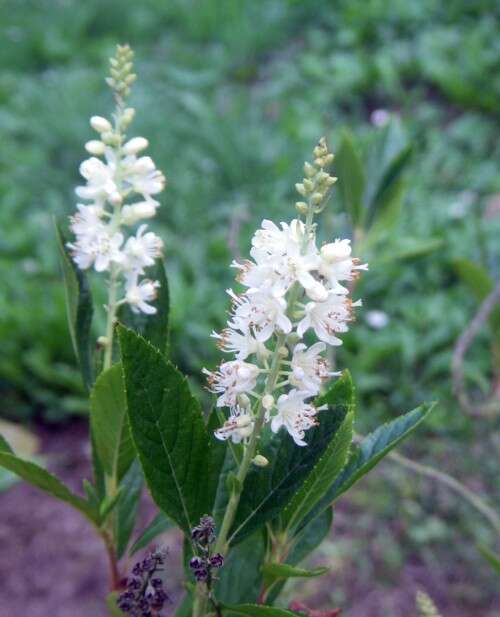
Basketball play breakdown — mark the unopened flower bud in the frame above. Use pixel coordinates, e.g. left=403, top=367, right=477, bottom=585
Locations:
left=303, top=178, right=314, bottom=192
left=295, top=201, right=308, bottom=215
left=97, top=336, right=108, bottom=347
left=123, top=137, right=149, bottom=155
left=311, top=192, right=323, bottom=206
left=321, top=241, right=351, bottom=263
left=324, top=153, right=334, bottom=166
left=122, top=107, right=136, bottom=124
left=325, top=175, right=337, bottom=186
left=252, top=454, right=269, bottom=467
left=237, top=393, right=251, bottom=409
left=262, top=394, right=274, bottom=410
left=295, top=183, right=306, bottom=196
left=109, top=191, right=122, bottom=206
left=304, top=161, right=316, bottom=177
left=90, top=115, right=112, bottom=133
left=306, top=281, right=329, bottom=302
left=278, top=346, right=289, bottom=357
left=236, top=414, right=253, bottom=429
left=85, top=140, right=105, bottom=155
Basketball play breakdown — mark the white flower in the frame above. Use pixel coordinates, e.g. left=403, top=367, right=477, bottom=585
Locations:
left=68, top=226, right=124, bottom=272
left=90, top=115, right=112, bottom=133
left=289, top=342, right=337, bottom=394
left=124, top=156, right=166, bottom=201
left=297, top=292, right=361, bottom=345
left=125, top=275, right=160, bottom=314
left=271, top=389, right=326, bottom=446
left=319, top=239, right=368, bottom=290
left=228, top=288, right=292, bottom=342
left=123, top=224, right=163, bottom=273
left=214, top=406, right=254, bottom=443
left=203, top=360, right=259, bottom=408
left=211, top=327, right=270, bottom=361
left=75, top=153, right=120, bottom=205
left=69, top=204, right=105, bottom=237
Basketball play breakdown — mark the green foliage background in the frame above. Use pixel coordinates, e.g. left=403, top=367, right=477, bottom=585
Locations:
left=0, top=0, right=499, bottom=610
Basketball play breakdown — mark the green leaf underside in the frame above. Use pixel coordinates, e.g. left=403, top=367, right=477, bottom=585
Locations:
left=263, top=562, right=328, bottom=581
left=119, top=326, right=214, bottom=534
left=115, top=461, right=144, bottom=559
left=118, top=259, right=170, bottom=353
left=216, top=532, right=266, bottom=604
left=90, top=363, right=135, bottom=483
left=55, top=221, right=94, bottom=389
left=280, top=374, right=354, bottom=531
left=0, top=452, right=97, bottom=523
left=230, top=373, right=353, bottom=545
left=130, top=511, right=173, bottom=556
left=300, top=402, right=434, bottom=530
left=223, top=604, right=302, bottom=617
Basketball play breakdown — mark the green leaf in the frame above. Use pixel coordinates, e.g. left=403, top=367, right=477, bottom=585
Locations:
left=263, top=562, right=328, bottom=582
left=335, top=130, right=366, bottom=227
left=216, top=531, right=266, bottom=604
left=280, top=375, right=354, bottom=531
left=0, top=434, right=13, bottom=454
left=118, top=259, right=170, bottom=354
left=230, top=373, right=352, bottom=545
left=0, top=452, right=98, bottom=524
left=223, top=604, right=301, bottom=617
left=119, top=326, right=214, bottom=533
left=90, top=363, right=135, bottom=483
left=130, top=511, right=173, bottom=556
left=55, top=221, right=94, bottom=389
left=478, top=545, right=500, bottom=575
left=266, top=508, right=333, bottom=606
left=115, top=461, right=144, bottom=559
left=302, top=402, right=434, bottom=527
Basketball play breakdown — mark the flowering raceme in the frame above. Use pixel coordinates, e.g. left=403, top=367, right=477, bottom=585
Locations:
left=67, top=45, right=166, bottom=327
left=205, top=138, right=367, bottom=447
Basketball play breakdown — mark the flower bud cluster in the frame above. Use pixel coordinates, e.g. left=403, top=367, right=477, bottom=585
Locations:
left=205, top=138, right=367, bottom=447
left=117, top=548, right=169, bottom=617
left=189, top=515, right=224, bottom=583
left=67, top=45, right=166, bottom=315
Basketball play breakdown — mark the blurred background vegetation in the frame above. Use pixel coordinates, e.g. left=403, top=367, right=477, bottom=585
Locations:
left=0, top=0, right=499, bottom=613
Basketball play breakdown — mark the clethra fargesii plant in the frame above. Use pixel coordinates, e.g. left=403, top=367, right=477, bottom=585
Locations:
left=0, top=44, right=434, bottom=617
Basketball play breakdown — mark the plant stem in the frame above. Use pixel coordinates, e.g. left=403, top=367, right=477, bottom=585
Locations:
left=103, top=266, right=119, bottom=370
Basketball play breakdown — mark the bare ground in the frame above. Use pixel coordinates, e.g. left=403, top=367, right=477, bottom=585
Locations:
left=1, top=420, right=498, bottom=617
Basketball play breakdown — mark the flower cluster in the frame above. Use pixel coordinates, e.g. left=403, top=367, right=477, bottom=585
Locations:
left=206, top=138, right=367, bottom=447
left=117, top=548, right=169, bottom=617
left=68, top=45, right=166, bottom=316
left=189, top=515, right=224, bottom=583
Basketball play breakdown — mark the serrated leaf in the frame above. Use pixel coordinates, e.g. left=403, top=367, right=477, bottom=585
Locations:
left=118, top=259, right=170, bottom=354
left=90, top=363, right=135, bottom=483
left=301, top=402, right=434, bottom=529
left=130, top=511, right=173, bottom=556
left=55, top=221, right=94, bottom=389
left=280, top=375, right=354, bottom=532
left=119, top=326, right=214, bottom=533
left=223, top=604, right=301, bottom=617
left=335, top=130, right=366, bottom=226
left=0, top=452, right=98, bottom=524
left=263, top=562, right=328, bottom=583
left=229, top=373, right=352, bottom=545
left=216, top=531, right=266, bottom=604
left=115, top=461, right=144, bottom=559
